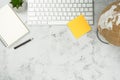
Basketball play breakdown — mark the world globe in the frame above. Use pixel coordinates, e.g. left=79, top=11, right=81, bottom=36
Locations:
left=98, top=1, right=120, bottom=46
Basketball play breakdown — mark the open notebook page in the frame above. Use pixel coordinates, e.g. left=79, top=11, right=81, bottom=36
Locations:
left=0, top=5, right=29, bottom=47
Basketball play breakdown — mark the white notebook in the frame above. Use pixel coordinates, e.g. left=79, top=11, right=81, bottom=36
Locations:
left=0, top=4, right=29, bottom=47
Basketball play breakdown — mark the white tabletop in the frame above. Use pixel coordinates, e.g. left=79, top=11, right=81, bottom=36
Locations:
left=0, top=0, right=120, bottom=80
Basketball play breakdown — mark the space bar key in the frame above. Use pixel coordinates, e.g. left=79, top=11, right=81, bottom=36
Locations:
left=48, top=21, right=69, bottom=25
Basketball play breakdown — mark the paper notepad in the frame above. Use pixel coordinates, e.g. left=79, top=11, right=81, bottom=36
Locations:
left=0, top=5, right=29, bottom=47
left=67, top=15, right=91, bottom=39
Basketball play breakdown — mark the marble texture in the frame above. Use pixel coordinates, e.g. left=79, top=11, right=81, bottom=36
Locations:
left=0, top=0, right=120, bottom=80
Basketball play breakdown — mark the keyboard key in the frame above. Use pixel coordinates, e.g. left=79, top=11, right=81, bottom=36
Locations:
left=76, top=8, right=79, bottom=11
left=69, top=4, right=73, bottom=7
left=39, top=17, right=42, bottom=20
left=41, top=21, right=48, bottom=24
left=35, top=8, right=39, bottom=11
left=51, top=4, right=55, bottom=7
left=65, top=4, right=68, bottom=7
left=38, top=4, right=41, bottom=7
left=62, top=0, right=66, bottom=3
left=28, top=12, right=35, bottom=16
left=58, top=13, right=62, bottom=16
left=29, top=4, right=33, bottom=7
left=66, top=8, right=70, bottom=11
left=71, top=8, right=75, bottom=11
left=75, top=0, right=79, bottom=3
left=66, top=17, right=70, bottom=20
left=71, top=0, right=75, bottom=3
left=50, top=12, right=54, bottom=16
left=89, top=8, right=93, bottom=11
left=36, top=12, right=40, bottom=16
left=61, top=17, right=65, bottom=20
left=49, top=8, right=52, bottom=11
left=29, top=17, right=38, bottom=20
left=85, top=16, right=93, bottom=20
left=44, top=0, right=48, bottom=3
left=46, top=4, right=50, bottom=7
left=89, top=0, right=93, bottom=3
left=35, top=0, right=39, bottom=3
left=57, top=16, right=61, bottom=20
left=48, top=0, right=52, bottom=3
left=28, top=8, right=34, bottom=11
left=78, top=4, right=81, bottom=7
left=43, top=17, right=47, bottom=20
left=84, top=0, right=88, bottom=3
left=68, top=13, right=72, bottom=16
left=84, top=8, right=88, bottom=11
left=81, top=12, right=85, bottom=15
left=60, top=4, right=64, bottom=7
left=38, top=21, right=41, bottom=24
left=52, top=16, right=56, bottom=20
left=66, top=0, right=70, bottom=3
left=39, top=8, right=43, bottom=11
left=58, top=8, right=61, bottom=12
left=77, top=12, right=80, bottom=16
left=86, top=12, right=93, bottom=16
left=73, top=4, right=77, bottom=7
left=80, top=0, right=83, bottom=3
left=89, top=21, right=93, bottom=24
left=48, top=16, right=52, bottom=20
left=73, top=12, right=76, bottom=16
left=82, top=4, right=86, bottom=7
left=54, top=12, right=58, bottom=16
left=33, top=21, right=37, bottom=24
left=41, top=13, right=44, bottom=16
left=39, top=0, right=43, bottom=3
left=63, top=13, right=67, bottom=16
left=53, top=8, right=56, bottom=12
left=80, top=8, right=83, bottom=11
left=62, top=8, right=66, bottom=11
left=56, top=4, right=59, bottom=7
left=29, top=0, right=34, bottom=3
left=58, top=0, right=62, bottom=3
left=53, top=0, right=57, bottom=3
left=45, top=12, right=49, bottom=16
left=33, top=4, right=36, bottom=7
left=87, top=4, right=93, bottom=7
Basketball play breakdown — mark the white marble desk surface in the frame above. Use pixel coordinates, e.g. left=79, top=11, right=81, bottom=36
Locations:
left=0, top=0, right=120, bottom=80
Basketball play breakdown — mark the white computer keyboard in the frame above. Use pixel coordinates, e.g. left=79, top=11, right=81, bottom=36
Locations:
left=28, top=0, right=94, bottom=25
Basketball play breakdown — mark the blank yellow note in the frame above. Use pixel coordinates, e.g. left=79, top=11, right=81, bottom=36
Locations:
left=67, top=15, right=91, bottom=39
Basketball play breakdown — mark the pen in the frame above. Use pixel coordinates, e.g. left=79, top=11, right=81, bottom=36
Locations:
left=14, top=38, right=33, bottom=49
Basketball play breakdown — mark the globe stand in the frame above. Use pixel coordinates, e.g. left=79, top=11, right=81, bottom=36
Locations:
left=96, top=29, right=109, bottom=44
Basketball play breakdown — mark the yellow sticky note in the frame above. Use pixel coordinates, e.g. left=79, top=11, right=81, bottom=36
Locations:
left=67, top=15, right=91, bottom=39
